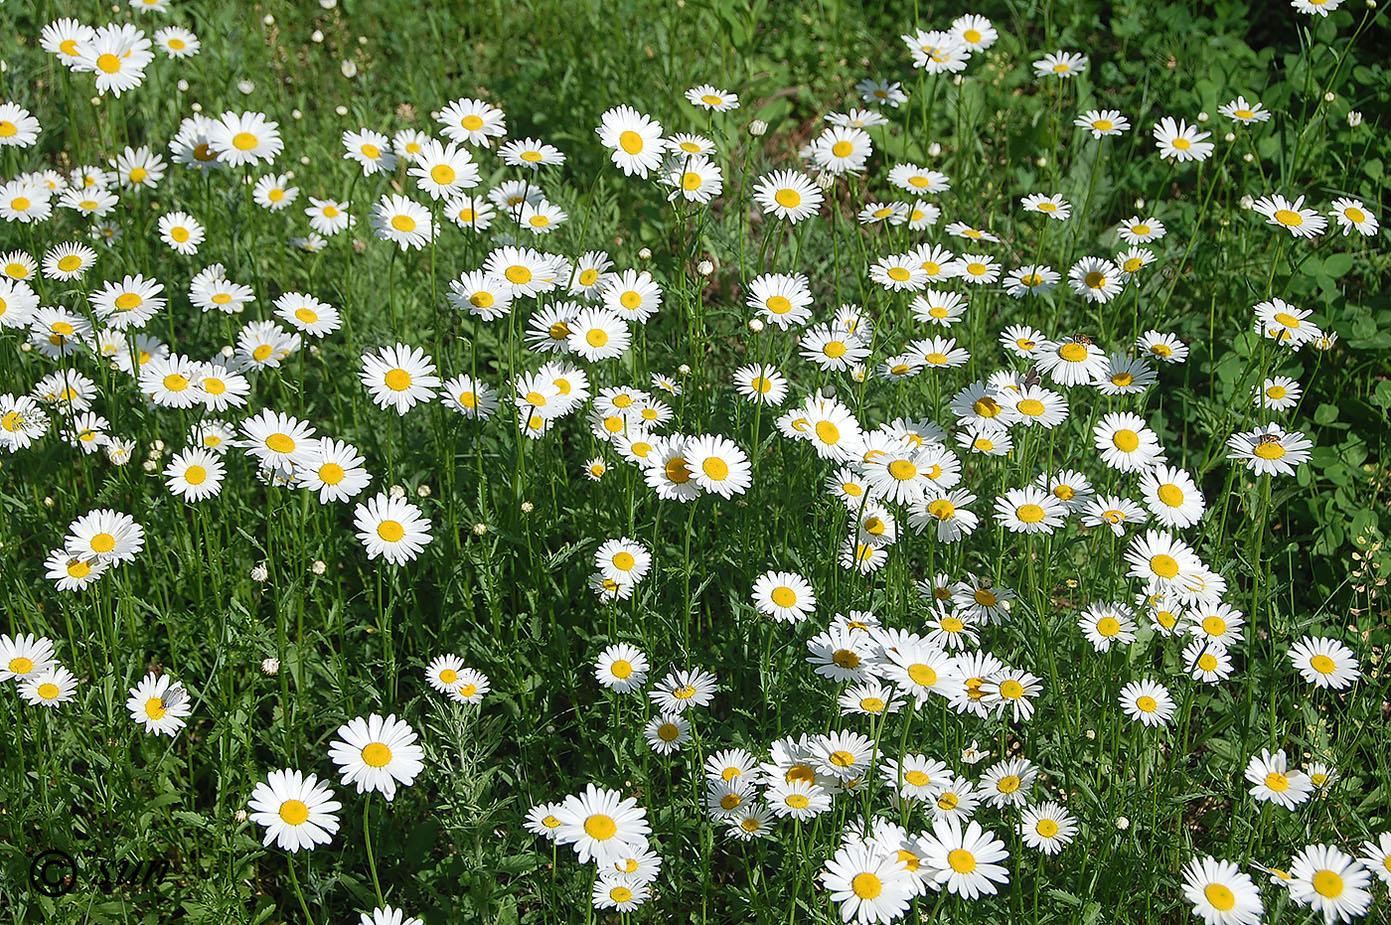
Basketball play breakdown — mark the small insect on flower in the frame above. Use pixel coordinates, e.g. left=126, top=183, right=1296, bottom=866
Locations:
left=126, top=673, right=192, bottom=736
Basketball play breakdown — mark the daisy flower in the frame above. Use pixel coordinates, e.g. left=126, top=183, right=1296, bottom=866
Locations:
left=767, top=778, right=832, bottom=820
left=1079, top=603, right=1137, bottom=652
left=1359, top=834, right=1391, bottom=887
left=328, top=714, right=425, bottom=801
left=596, top=105, right=666, bottom=178
left=275, top=292, right=341, bottom=337
left=1140, top=464, right=1206, bottom=529
left=994, top=487, right=1068, bottom=535
left=65, top=509, right=144, bottom=565
left=747, top=272, right=813, bottom=328
left=154, top=26, right=199, bottom=57
left=644, top=713, right=691, bottom=755
left=1095, top=412, right=1164, bottom=472
left=209, top=110, right=283, bottom=167
left=1181, top=856, right=1265, bottom=925
left=821, top=843, right=915, bottom=924
left=733, top=364, right=788, bottom=406
left=40, top=19, right=95, bottom=66
left=444, top=193, right=494, bottom=231
left=1118, top=216, right=1166, bottom=244
left=1184, top=639, right=1235, bottom=684
left=1287, top=636, right=1360, bottom=690
left=300, top=438, right=371, bottom=504
left=903, top=30, right=971, bottom=73
left=164, top=448, right=225, bottom=502
left=956, top=254, right=1000, bottom=283
left=1075, top=109, right=1130, bottom=138
left=752, top=170, right=823, bottom=223
left=1119, top=679, right=1176, bottom=726
left=498, top=136, right=565, bottom=169
left=648, top=667, right=717, bottom=713
left=305, top=198, right=354, bottom=236
left=1021, top=193, right=1071, bottom=220
left=922, top=817, right=1011, bottom=898
left=441, top=374, right=498, bottom=420
left=0, top=634, right=56, bottom=682
left=247, top=769, right=341, bottom=853
left=371, top=194, right=435, bottom=250
left=0, top=104, right=41, bottom=148
left=73, top=24, right=153, bottom=97
left=360, top=344, right=440, bottom=414
left=592, top=875, right=650, bottom=913
left=425, top=655, right=467, bottom=694
left=343, top=128, right=398, bottom=176
left=1034, top=51, right=1087, bottom=78
left=1219, top=96, right=1272, bottom=124
left=447, top=669, right=490, bottom=705
left=126, top=673, right=191, bottom=736
left=1153, top=116, right=1214, bottom=163
left=1137, top=329, right=1188, bottom=363
left=514, top=200, right=567, bottom=235
left=437, top=98, right=506, bottom=146
left=855, top=78, right=907, bottom=109
left=42, top=243, right=96, bottom=281
left=752, top=571, right=816, bottom=624
left=158, top=211, right=204, bottom=255
left=980, top=758, right=1037, bottom=808
left=686, top=84, right=740, bottom=111
left=1069, top=257, right=1124, bottom=303
left=685, top=434, right=751, bottom=498
left=553, top=784, right=652, bottom=864
left=1328, top=198, right=1378, bottom=237
left=353, top=494, right=432, bottom=565
left=1226, top=423, right=1313, bottom=477
left=410, top=138, right=480, bottom=200
left=44, top=549, right=108, bottom=592
left=1287, top=845, right=1372, bottom=924
left=594, top=643, right=649, bottom=694
left=1252, top=194, right=1327, bottom=238
left=20, top=666, right=78, bottom=708
left=1019, top=803, right=1077, bottom=855
left=594, top=537, right=652, bottom=587
left=1291, top=0, right=1345, bottom=13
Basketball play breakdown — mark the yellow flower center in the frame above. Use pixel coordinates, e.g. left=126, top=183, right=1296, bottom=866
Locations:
left=851, top=872, right=882, bottom=899
left=584, top=813, right=617, bottom=840
left=774, top=188, right=801, bottom=209
left=361, top=742, right=393, bottom=767
left=1312, top=870, right=1343, bottom=898
left=948, top=849, right=976, bottom=873
left=1017, top=503, right=1046, bottom=523
left=376, top=520, right=405, bottom=543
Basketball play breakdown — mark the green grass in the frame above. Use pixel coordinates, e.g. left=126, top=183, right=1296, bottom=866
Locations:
left=0, top=0, right=1389, bottom=923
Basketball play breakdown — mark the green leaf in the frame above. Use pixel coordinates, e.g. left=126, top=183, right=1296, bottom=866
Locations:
left=1320, top=251, right=1354, bottom=278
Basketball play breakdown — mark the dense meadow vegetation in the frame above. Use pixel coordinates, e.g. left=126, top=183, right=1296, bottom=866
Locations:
left=0, top=0, right=1389, bottom=922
